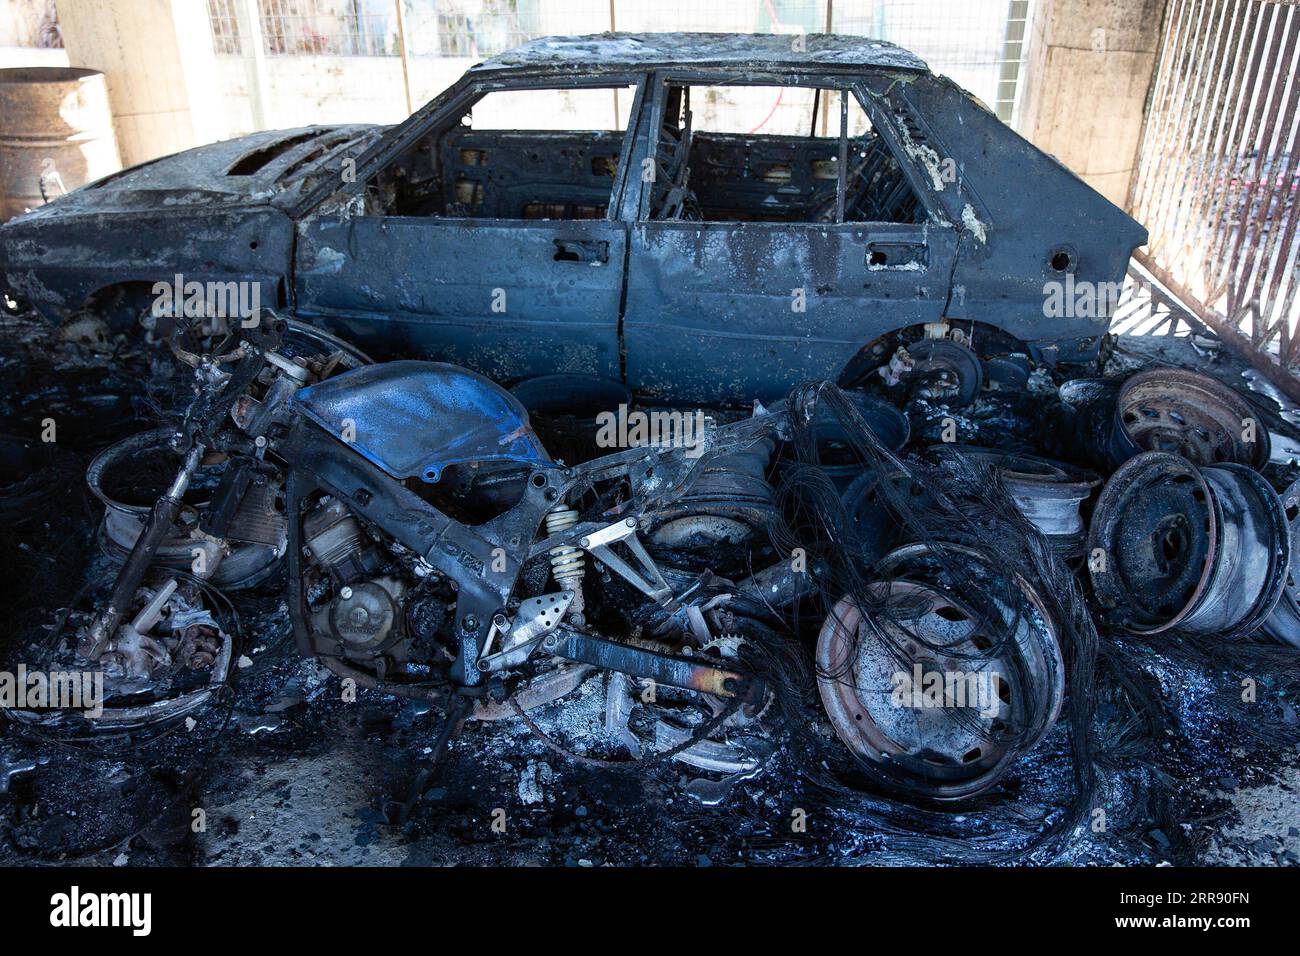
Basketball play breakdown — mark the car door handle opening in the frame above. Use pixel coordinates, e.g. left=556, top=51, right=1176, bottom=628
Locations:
left=554, top=238, right=609, bottom=265
left=865, top=240, right=928, bottom=270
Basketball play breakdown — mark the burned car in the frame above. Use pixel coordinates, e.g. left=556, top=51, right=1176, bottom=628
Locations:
left=0, top=33, right=1145, bottom=404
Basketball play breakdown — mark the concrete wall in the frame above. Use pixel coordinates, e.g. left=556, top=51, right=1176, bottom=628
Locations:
left=1016, top=0, right=1166, bottom=209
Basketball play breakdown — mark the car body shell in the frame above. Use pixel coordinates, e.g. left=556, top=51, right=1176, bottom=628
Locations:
left=0, top=32, right=1147, bottom=404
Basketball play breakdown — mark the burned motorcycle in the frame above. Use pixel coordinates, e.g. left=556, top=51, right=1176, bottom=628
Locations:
left=40, top=312, right=786, bottom=794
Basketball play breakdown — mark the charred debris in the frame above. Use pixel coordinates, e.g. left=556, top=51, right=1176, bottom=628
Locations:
left=0, top=310, right=1298, bottom=867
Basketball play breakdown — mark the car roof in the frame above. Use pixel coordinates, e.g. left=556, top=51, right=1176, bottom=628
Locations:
left=469, top=32, right=930, bottom=77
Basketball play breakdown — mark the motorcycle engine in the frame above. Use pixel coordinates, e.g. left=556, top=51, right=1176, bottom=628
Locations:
left=302, top=498, right=409, bottom=661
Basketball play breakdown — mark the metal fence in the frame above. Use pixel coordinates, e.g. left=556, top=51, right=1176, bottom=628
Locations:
left=206, top=0, right=1035, bottom=122
left=1129, top=0, right=1300, bottom=398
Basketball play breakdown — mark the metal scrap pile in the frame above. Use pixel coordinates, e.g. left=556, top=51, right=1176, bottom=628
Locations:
left=2, top=315, right=1299, bottom=866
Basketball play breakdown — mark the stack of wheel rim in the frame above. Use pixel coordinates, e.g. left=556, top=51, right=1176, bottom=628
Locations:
left=1112, top=368, right=1271, bottom=468
left=1087, top=451, right=1289, bottom=639
left=928, top=445, right=1100, bottom=556
left=1059, top=367, right=1272, bottom=472
left=1261, top=479, right=1300, bottom=648
left=1079, top=367, right=1296, bottom=643
left=816, top=543, right=1064, bottom=800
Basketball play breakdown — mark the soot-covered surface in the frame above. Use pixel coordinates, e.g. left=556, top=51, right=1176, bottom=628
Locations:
left=0, top=314, right=1296, bottom=868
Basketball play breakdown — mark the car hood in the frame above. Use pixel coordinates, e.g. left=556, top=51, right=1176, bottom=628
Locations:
left=7, top=125, right=380, bottom=222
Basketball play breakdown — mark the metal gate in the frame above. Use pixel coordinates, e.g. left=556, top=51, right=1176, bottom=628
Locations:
left=1129, top=0, right=1300, bottom=398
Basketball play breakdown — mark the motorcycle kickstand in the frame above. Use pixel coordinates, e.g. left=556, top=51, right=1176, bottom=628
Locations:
left=393, top=693, right=472, bottom=824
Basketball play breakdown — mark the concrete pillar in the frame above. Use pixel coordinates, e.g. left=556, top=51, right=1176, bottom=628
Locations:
left=233, top=0, right=269, bottom=129
left=1015, top=0, right=1166, bottom=209
left=53, top=0, right=224, bottom=166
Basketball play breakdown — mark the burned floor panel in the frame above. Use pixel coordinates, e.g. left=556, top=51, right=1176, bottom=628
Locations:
left=0, top=315, right=1297, bottom=867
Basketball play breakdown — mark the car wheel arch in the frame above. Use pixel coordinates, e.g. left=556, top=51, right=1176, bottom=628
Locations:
left=836, top=319, right=1032, bottom=389
left=70, top=281, right=159, bottom=331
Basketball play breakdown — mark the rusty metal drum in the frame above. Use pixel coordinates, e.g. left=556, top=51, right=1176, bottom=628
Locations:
left=0, top=67, right=121, bottom=222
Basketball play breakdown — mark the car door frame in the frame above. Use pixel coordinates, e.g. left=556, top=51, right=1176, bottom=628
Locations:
left=621, top=68, right=961, bottom=404
left=288, top=70, right=651, bottom=384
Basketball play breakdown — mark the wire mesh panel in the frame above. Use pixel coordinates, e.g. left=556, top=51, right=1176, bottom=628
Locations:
left=404, top=0, right=552, bottom=56
left=208, top=0, right=244, bottom=55
left=206, top=1, right=1035, bottom=139
left=1129, top=0, right=1300, bottom=391
left=207, top=1, right=1033, bottom=101
left=206, top=0, right=573, bottom=58
left=607, top=0, right=1033, bottom=119
left=830, top=0, right=1032, bottom=120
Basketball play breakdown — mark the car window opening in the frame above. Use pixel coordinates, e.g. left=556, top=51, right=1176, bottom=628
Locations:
left=648, top=84, right=923, bottom=225
left=363, top=85, right=635, bottom=221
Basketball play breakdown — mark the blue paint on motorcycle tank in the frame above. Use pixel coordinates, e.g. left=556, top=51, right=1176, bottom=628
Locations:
left=294, top=360, right=550, bottom=482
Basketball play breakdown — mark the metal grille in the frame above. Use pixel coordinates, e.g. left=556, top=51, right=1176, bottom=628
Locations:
left=1129, top=0, right=1300, bottom=398
left=1110, top=263, right=1208, bottom=338
left=206, top=0, right=1035, bottom=120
